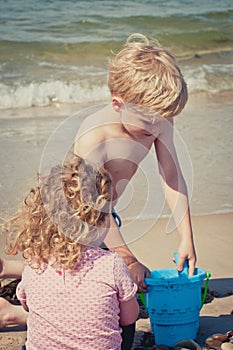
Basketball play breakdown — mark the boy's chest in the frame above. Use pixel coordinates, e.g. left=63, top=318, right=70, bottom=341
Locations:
left=105, top=137, right=152, bottom=165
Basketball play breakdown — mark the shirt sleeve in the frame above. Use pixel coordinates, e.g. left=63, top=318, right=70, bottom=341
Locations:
left=113, top=253, right=138, bottom=302
left=16, top=268, right=29, bottom=311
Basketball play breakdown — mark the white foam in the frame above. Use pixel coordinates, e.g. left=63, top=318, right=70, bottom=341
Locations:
left=0, top=80, right=109, bottom=109
left=183, top=63, right=233, bottom=93
left=0, top=62, right=233, bottom=110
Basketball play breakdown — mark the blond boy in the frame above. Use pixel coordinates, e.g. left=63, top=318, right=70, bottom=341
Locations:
left=74, top=33, right=196, bottom=292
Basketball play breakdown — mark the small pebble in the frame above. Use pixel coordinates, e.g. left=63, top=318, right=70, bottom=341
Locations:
left=226, top=331, right=233, bottom=338
left=141, top=332, right=155, bottom=347
left=221, top=343, right=233, bottom=350
left=212, top=334, right=229, bottom=342
left=210, top=290, right=220, bottom=297
left=205, top=337, right=222, bottom=349
left=222, top=290, right=233, bottom=297
left=153, top=346, right=170, bottom=350
left=158, top=346, right=170, bottom=350
left=173, top=339, right=201, bottom=350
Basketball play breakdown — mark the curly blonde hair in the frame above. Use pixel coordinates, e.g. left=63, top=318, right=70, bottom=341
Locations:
left=108, top=33, right=188, bottom=118
left=4, top=155, right=112, bottom=270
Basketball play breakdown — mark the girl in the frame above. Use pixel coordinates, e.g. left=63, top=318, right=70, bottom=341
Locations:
left=3, top=155, right=139, bottom=350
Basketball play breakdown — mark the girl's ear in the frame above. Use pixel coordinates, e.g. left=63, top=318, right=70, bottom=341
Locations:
left=111, top=97, right=124, bottom=112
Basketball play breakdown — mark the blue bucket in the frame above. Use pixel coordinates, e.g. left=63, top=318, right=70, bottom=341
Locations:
left=145, top=260, right=207, bottom=346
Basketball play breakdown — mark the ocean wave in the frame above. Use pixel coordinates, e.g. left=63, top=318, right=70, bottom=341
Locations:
left=0, top=62, right=232, bottom=110
left=183, top=62, right=233, bottom=93
left=0, top=80, right=109, bottom=109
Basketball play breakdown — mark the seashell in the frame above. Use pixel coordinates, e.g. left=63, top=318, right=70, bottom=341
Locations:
left=212, top=333, right=229, bottom=342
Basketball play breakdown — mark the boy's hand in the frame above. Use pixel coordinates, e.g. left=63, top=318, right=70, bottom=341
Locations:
left=177, top=241, right=196, bottom=276
left=127, top=261, right=151, bottom=293
left=111, top=243, right=151, bottom=292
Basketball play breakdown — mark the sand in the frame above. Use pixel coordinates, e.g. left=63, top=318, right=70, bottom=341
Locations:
left=0, top=326, right=26, bottom=350
left=0, top=213, right=232, bottom=348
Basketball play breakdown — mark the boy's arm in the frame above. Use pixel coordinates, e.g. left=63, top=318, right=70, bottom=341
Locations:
left=154, top=118, right=196, bottom=276
left=104, top=215, right=150, bottom=292
left=74, top=118, right=151, bottom=290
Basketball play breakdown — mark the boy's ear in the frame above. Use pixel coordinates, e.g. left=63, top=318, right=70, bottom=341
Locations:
left=111, top=97, right=123, bottom=112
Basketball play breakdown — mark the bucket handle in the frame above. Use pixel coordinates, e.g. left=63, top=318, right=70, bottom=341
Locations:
left=201, top=270, right=211, bottom=309
left=139, top=292, right=146, bottom=307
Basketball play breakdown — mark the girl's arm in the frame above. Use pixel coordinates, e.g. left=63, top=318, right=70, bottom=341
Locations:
left=16, top=280, right=29, bottom=312
left=119, top=296, right=139, bottom=326
left=104, top=215, right=150, bottom=293
left=113, top=253, right=139, bottom=325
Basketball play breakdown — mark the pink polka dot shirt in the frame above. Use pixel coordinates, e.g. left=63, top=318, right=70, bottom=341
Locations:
left=16, top=246, right=137, bottom=350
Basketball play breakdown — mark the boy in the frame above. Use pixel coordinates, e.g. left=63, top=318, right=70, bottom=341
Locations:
left=74, top=33, right=196, bottom=292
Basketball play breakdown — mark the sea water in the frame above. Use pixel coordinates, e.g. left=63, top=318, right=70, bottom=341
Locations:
left=0, top=0, right=233, bottom=109
left=0, top=0, right=233, bottom=221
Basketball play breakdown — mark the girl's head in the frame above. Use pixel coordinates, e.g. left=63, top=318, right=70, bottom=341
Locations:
left=4, top=155, right=112, bottom=270
left=108, top=33, right=188, bottom=119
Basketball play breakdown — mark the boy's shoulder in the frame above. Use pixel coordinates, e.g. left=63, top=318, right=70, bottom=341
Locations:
left=74, top=105, right=126, bottom=159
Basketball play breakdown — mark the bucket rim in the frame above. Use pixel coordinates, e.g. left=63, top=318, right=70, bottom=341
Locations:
left=145, top=267, right=206, bottom=285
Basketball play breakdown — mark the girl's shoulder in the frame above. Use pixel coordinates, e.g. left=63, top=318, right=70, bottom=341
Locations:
left=81, top=246, right=117, bottom=262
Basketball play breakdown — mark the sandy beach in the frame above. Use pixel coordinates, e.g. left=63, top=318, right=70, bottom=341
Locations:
left=0, top=213, right=232, bottom=348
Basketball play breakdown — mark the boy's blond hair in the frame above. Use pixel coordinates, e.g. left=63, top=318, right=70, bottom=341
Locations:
left=108, top=33, right=188, bottom=118
left=4, top=155, right=112, bottom=270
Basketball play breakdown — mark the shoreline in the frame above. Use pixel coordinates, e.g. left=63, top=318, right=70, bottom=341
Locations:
left=1, top=89, right=232, bottom=218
